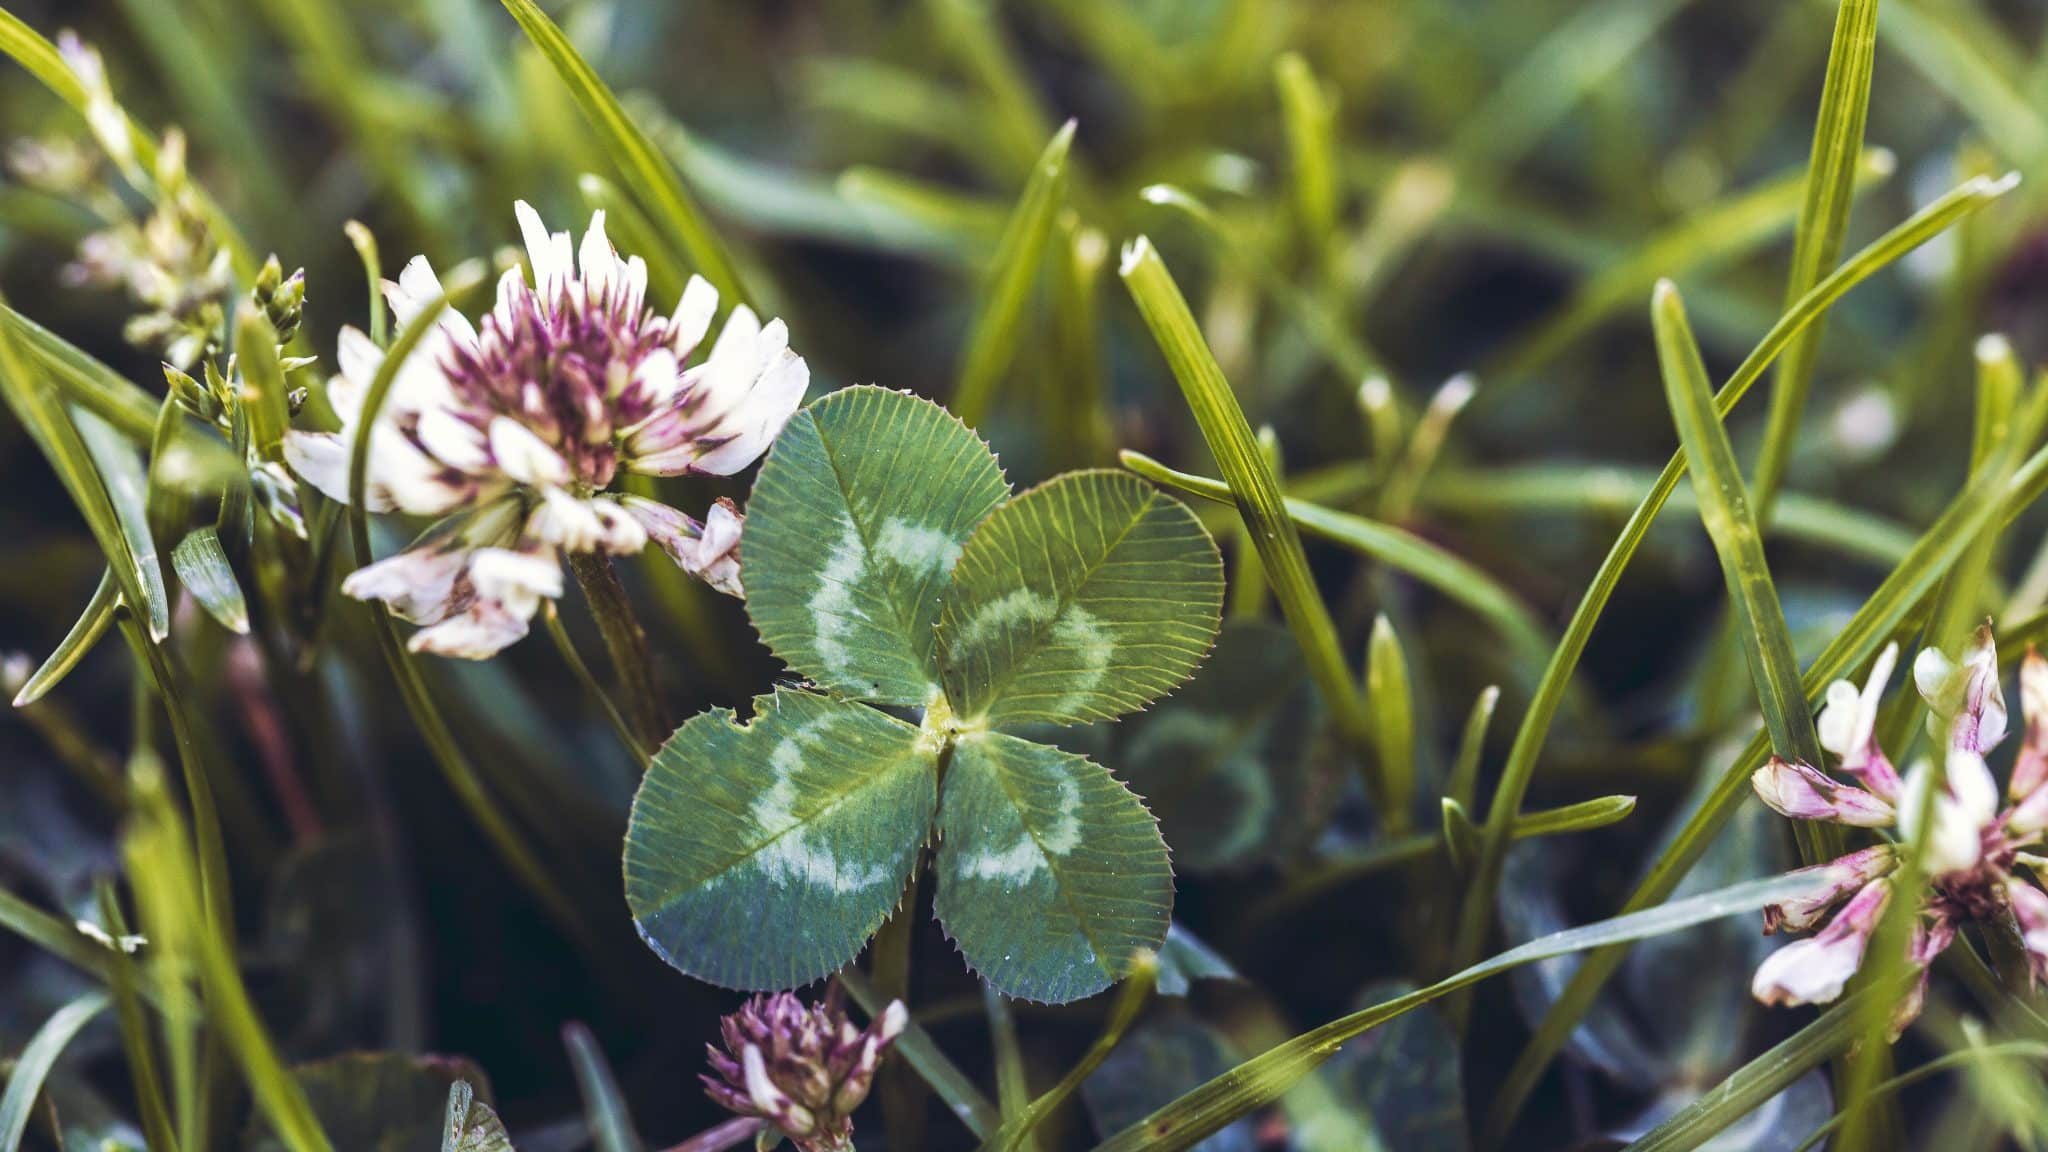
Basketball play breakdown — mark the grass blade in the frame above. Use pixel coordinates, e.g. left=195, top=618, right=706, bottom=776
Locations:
left=1274, top=53, right=1337, bottom=259
left=1652, top=281, right=1834, bottom=859
left=495, top=0, right=749, bottom=306
left=1510, top=794, right=1637, bottom=839
left=1443, top=169, right=2016, bottom=1124
left=1119, top=450, right=1556, bottom=675
left=983, top=958, right=1155, bottom=1152
left=172, top=527, right=250, bottom=635
left=341, top=269, right=590, bottom=947
left=1091, top=870, right=1846, bottom=1152
left=840, top=969, right=1001, bottom=1140
left=1366, top=615, right=1416, bottom=832
left=953, top=121, right=1075, bottom=429
left=2, top=307, right=160, bottom=441
left=12, top=569, right=121, bottom=705
left=1749, top=0, right=1881, bottom=519
left=1481, top=435, right=2048, bottom=1146
left=1119, top=238, right=1382, bottom=811
left=95, top=882, right=179, bottom=1152
left=1484, top=150, right=1892, bottom=386
left=563, top=1023, right=646, bottom=1152
left=0, top=992, right=110, bottom=1152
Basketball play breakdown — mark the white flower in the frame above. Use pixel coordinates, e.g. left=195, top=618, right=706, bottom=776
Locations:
left=1752, top=879, right=1888, bottom=1007
left=290, top=203, right=807, bottom=658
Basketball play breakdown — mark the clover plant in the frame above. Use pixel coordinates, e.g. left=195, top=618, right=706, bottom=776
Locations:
left=624, top=385, right=1224, bottom=1001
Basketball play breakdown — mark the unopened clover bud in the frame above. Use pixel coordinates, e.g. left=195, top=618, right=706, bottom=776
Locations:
left=163, top=363, right=215, bottom=419
left=252, top=255, right=306, bottom=343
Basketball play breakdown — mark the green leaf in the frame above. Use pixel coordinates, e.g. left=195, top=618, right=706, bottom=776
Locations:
left=625, top=689, right=937, bottom=991
left=173, top=527, right=251, bottom=635
left=934, top=731, right=1171, bottom=1002
left=953, top=121, right=1076, bottom=428
left=245, top=1054, right=490, bottom=1152
left=1509, top=795, right=1636, bottom=839
left=442, top=1082, right=515, bottom=1152
left=1118, top=621, right=1327, bottom=871
left=0, top=992, right=110, bottom=1152
left=938, top=470, right=1222, bottom=727
left=745, top=386, right=1010, bottom=706
left=494, top=0, right=749, bottom=306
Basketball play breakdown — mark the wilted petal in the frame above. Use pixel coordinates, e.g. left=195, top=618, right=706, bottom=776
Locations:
left=622, top=495, right=744, bottom=597
left=1751, top=758, right=1895, bottom=827
left=1752, top=879, right=1889, bottom=1007
left=407, top=599, right=533, bottom=660
left=1762, top=845, right=1895, bottom=934
left=1891, top=916, right=1957, bottom=1040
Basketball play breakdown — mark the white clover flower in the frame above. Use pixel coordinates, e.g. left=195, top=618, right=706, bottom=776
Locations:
left=1750, top=630, right=2048, bottom=1037
left=288, top=203, right=807, bottom=658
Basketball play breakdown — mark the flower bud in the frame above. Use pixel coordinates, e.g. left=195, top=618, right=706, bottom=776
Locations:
left=703, top=991, right=906, bottom=1152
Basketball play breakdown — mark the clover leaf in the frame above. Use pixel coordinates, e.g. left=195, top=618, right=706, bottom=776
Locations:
left=625, top=386, right=1223, bottom=1002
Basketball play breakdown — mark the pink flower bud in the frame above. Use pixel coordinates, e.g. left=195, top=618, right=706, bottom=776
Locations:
left=1751, top=879, right=1889, bottom=1007
left=1761, top=845, right=1896, bottom=934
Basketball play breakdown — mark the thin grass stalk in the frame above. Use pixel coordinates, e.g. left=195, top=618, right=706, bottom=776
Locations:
left=1749, top=0, right=1881, bottom=522
left=1119, top=238, right=1385, bottom=815
left=340, top=273, right=590, bottom=947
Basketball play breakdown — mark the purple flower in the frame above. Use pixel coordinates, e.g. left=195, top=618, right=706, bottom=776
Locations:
left=1749, top=628, right=2048, bottom=1034
left=288, top=203, right=806, bottom=658
left=703, top=990, right=907, bottom=1152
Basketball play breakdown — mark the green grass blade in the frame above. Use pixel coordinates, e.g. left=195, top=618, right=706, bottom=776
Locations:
left=1366, top=616, right=1416, bottom=832
left=953, top=121, right=1075, bottom=429
left=923, top=0, right=1057, bottom=178
left=1787, top=1041, right=2048, bottom=1152
left=1119, top=238, right=1383, bottom=810
left=563, top=1023, right=646, bottom=1152
left=495, top=0, right=750, bottom=306
left=1274, top=53, right=1337, bottom=259
left=1480, top=436, right=2048, bottom=1147
left=1140, top=185, right=1383, bottom=381
left=1119, top=450, right=1556, bottom=676
left=840, top=969, right=1001, bottom=1140
left=12, top=568, right=121, bottom=705
left=1485, top=150, right=1892, bottom=386
left=1445, top=685, right=1500, bottom=812
left=1509, top=794, right=1637, bottom=839
left=1624, top=991, right=1879, bottom=1152
left=341, top=270, right=590, bottom=947
left=983, top=958, right=1155, bottom=1152
left=96, top=882, right=180, bottom=1152
left=234, top=305, right=290, bottom=464
left=0, top=887, right=117, bottom=989
left=1652, top=281, right=1832, bottom=855
left=1749, top=0, right=1881, bottom=520
left=0, top=992, right=110, bottom=1152
left=1089, top=870, right=1847, bottom=1152
left=1880, top=0, right=2048, bottom=170
left=1443, top=167, right=2015, bottom=1090
left=1419, top=463, right=1921, bottom=568
left=2, top=307, right=161, bottom=441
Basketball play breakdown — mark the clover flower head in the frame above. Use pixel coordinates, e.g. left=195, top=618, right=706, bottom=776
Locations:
left=702, top=990, right=907, bottom=1152
left=1749, top=629, right=2048, bottom=1036
left=287, top=203, right=806, bottom=658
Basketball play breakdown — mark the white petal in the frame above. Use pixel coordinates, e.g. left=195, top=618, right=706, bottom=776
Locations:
left=415, top=408, right=490, bottom=473
left=528, top=489, right=605, bottom=552
left=1817, top=680, right=1863, bottom=759
left=339, top=542, right=469, bottom=624
left=487, top=417, right=570, bottom=487
left=469, top=545, right=563, bottom=611
left=333, top=327, right=383, bottom=419
left=669, top=274, right=718, bottom=354
left=578, top=209, right=617, bottom=298
left=516, top=199, right=571, bottom=294
left=590, top=500, right=648, bottom=554
left=687, top=351, right=808, bottom=475
left=284, top=431, right=383, bottom=510
left=408, top=601, right=532, bottom=659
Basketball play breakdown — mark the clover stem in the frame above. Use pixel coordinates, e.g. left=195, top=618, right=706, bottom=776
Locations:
left=568, top=551, right=669, bottom=754
left=871, top=861, right=928, bottom=1149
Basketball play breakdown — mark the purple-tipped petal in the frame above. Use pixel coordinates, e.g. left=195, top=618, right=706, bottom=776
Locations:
left=1762, top=845, right=1896, bottom=934
left=1751, top=758, right=1895, bottom=827
left=2009, top=879, right=2048, bottom=987
left=1751, top=879, right=1889, bottom=1007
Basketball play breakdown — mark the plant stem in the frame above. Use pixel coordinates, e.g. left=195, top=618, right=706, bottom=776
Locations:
left=569, top=551, right=669, bottom=755
left=871, top=868, right=928, bottom=1151
left=544, top=602, right=654, bottom=764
